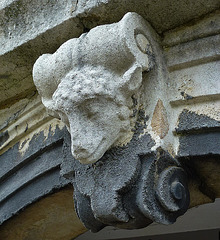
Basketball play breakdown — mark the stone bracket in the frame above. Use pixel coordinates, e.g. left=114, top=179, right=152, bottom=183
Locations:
left=61, top=113, right=190, bottom=232
left=33, top=12, right=157, bottom=164
left=33, top=12, right=190, bottom=231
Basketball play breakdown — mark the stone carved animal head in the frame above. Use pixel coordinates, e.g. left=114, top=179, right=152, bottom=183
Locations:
left=34, top=62, right=143, bottom=164
left=33, top=12, right=156, bottom=164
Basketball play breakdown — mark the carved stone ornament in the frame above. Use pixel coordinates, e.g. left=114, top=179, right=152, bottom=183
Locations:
left=33, top=12, right=154, bottom=164
left=33, top=12, right=190, bottom=231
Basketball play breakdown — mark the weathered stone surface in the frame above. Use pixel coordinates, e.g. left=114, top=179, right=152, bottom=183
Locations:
left=75, top=0, right=220, bottom=33
left=1, top=0, right=219, bottom=109
left=0, top=0, right=84, bottom=109
left=176, top=109, right=220, bottom=134
left=151, top=99, right=169, bottom=139
left=0, top=125, right=69, bottom=224
left=33, top=12, right=157, bottom=164
left=1, top=0, right=220, bottom=236
left=175, top=110, right=220, bottom=157
left=0, top=187, right=86, bottom=240
left=62, top=114, right=189, bottom=232
left=0, top=130, right=9, bottom=148
left=32, top=9, right=220, bottom=232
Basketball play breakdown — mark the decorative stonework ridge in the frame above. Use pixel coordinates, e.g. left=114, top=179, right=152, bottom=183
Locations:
left=33, top=13, right=190, bottom=231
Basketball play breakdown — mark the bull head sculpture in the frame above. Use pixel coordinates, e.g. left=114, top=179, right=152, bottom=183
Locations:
left=33, top=13, right=190, bottom=232
left=33, top=12, right=155, bottom=164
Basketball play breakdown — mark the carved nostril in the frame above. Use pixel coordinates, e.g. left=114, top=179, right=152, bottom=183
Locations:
left=74, top=146, right=88, bottom=155
left=72, top=143, right=95, bottom=159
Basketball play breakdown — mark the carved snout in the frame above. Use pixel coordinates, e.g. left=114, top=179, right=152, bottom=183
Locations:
left=70, top=131, right=105, bottom=164
left=67, top=105, right=125, bottom=164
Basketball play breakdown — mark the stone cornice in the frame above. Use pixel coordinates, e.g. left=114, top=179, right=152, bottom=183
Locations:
left=0, top=1, right=220, bottom=236
left=1, top=0, right=219, bottom=108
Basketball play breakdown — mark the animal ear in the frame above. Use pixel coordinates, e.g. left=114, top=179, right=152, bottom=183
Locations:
left=33, top=54, right=58, bottom=100
left=33, top=39, right=75, bottom=107
left=122, top=64, right=142, bottom=92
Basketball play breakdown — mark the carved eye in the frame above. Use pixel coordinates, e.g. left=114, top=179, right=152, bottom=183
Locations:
left=78, top=103, right=97, bottom=120
left=86, top=110, right=96, bottom=119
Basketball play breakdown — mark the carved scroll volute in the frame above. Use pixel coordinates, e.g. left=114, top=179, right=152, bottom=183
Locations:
left=33, top=12, right=156, bottom=164
left=76, top=12, right=154, bottom=72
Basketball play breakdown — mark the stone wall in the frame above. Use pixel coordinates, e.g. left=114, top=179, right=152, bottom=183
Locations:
left=0, top=1, right=219, bottom=239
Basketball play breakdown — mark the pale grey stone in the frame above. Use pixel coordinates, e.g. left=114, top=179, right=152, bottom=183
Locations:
left=33, top=12, right=156, bottom=164
left=1, top=0, right=219, bottom=107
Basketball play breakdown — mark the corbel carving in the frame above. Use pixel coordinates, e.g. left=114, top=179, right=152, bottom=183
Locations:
left=33, top=12, right=154, bottom=164
left=62, top=115, right=190, bottom=232
left=33, top=12, right=190, bottom=231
